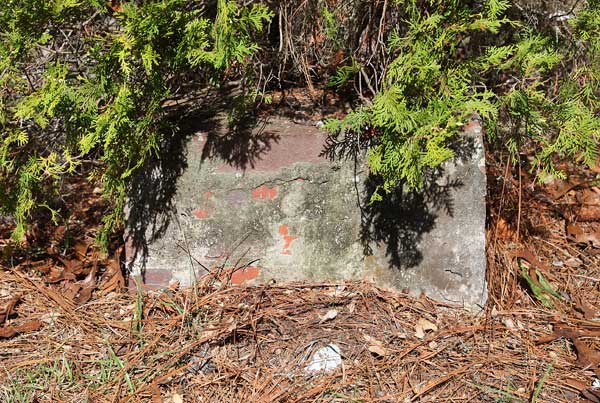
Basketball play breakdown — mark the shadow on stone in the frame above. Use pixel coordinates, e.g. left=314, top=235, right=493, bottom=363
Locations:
left=125, top=94, right=279, bottom=279
left=322, top=128, right=476, bottom=271
left=126, top=126, right=192, bottom=276
left=360, top=171, right=462, bottom=270
left=200, top=113, right=280, bottom=171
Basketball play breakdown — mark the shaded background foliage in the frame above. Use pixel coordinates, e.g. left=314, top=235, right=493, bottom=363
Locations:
left=1, top=0, right=599, bottom=247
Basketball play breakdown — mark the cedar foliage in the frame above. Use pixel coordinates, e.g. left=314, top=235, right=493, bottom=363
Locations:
left=0, top=0, right=272, bottom=244
left=1, top=0, right=599, bottom=244
left=324, top=0, right=600, bottom=199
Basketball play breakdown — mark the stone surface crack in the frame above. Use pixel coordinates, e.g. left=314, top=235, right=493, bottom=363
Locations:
left=252, top=177, right=309, bottom=188
left=225, top=177, right=328, bottom=194
left=445, top=269, right=463, bottom=278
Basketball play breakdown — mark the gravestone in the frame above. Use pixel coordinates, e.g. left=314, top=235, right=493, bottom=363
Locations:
left=126, top=115, right=487, bottom=308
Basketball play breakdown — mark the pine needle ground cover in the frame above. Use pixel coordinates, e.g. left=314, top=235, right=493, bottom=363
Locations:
left=2, top=163, right=600, bottom=403
left=0, top=263, right=597, bottom=403
left=2, top=1, right=600, bottom=402
left=3, top=117, right=600, bottom=402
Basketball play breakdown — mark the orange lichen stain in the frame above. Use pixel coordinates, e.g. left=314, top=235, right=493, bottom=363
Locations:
left=229, top=266, right=260, bottom=284
left=278, top=224, right=298, bottom=255
left=192, top=208, right=210, bottom=219
left=278, top=224, right=288, bottom=236
left=252, top=185, right=278, bottom=200
left=463, top=121, right=478, bottom=131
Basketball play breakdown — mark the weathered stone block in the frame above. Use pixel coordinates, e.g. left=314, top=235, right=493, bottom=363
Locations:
left=126, top=116, right=487, bottom=308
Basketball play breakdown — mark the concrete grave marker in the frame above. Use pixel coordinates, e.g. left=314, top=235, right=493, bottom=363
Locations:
left=126, top=116, right=487, bottom=308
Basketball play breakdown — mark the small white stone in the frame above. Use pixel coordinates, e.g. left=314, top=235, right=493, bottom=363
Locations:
left=305, top=344, right=342, bottom=373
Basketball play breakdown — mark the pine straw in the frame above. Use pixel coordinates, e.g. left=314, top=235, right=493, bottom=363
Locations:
left=0, top=267, right=592, bottom=403
left=2, top=156, right=600, bottom=402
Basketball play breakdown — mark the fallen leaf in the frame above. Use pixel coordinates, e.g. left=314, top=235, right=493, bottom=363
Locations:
left=368, top=344, right=388, bottom=357
left=578, top=188, right=600, bottom=205
left=46, top=266, right=76, bottom=283
left=565, top=257, right=583, bottom=268
left=537, top=325, right=598, bottom=344
left=419, top=318, right=438, bottom=332
left=319, top=309, right=338, bottom=323
left=364, top=334, right=388, bottom=356
left=0, top=320, right=43, bottom=338
left=63, top=282, right=81, bottom=302
left=578, top=206, right=600, bottom=222
left=172, top=393, right=184, bottom=403
left=415, top=318, right=438, bottom=339
left=567, top=223, right=600, bottom=248
left=509, top=248, right=553, bottom=272
left=74, top=264, right=97, bottom=305
left=495, top=217, right=515, bottom=240
left=574, top=295, right=597, bottom=320
left=537, top=324, right=600, bottom=376
left=74, top=241, right=90, bottom=258
left=0, top=295, right=20, bottom=324
left=28, top=259, right=53, bottom=275
left=550, top=179, right=600, bottom=201
left=574, top=338, right=600, bottom=374
left=547, top=178, right=576, bottom=200
left=100, top=258, right=125, bottom=293
left=56, top=257, right=85, bottom=276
